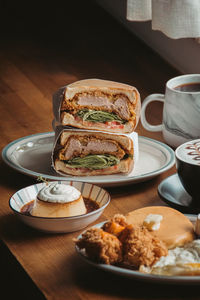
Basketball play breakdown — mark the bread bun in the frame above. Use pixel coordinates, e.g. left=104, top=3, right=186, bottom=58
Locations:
left=64, top=79, right=140, bottom=104
left=54, top=157, right=133, bottom=176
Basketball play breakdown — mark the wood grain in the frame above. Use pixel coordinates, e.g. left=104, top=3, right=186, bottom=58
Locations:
left=1, top=1, right=198, bottom=300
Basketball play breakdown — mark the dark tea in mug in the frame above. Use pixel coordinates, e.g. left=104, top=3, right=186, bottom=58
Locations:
left=174, top=82, right=200, bottom=92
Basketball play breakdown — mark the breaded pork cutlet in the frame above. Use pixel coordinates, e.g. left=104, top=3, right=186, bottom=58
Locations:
left=59, top=135, right=125, bottom=161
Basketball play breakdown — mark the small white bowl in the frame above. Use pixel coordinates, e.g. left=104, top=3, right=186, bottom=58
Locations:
left=9, top=181, right=110, bottom=233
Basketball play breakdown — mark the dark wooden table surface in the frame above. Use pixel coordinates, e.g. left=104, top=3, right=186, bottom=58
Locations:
left=1, top=1, right=198, bottom=299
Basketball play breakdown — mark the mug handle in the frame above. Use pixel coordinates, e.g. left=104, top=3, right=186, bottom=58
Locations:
left=140, top=94, right=165, bottom=132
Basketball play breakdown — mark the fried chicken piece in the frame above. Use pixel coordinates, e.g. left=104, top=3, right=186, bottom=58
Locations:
left=102, top=214, right=128, bottom=237
left=75, top=227, right=122, bottom=264
left=120, top=225, right=168, bottom=268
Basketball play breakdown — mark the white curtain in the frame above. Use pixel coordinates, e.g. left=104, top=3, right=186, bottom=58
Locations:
left=127, top=0, right=200, bottom=39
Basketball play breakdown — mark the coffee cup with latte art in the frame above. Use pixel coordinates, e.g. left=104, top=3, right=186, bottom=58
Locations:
left=175, top=139, right=200, bottom=204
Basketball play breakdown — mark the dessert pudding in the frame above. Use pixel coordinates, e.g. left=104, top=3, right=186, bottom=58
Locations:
left=30, top=183, right=87, bottom=218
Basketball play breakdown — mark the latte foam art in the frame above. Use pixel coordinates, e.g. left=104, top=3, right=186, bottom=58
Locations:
left=176, top=139, right=200, bottom=165
left=37, top=183, right=81, bottom=203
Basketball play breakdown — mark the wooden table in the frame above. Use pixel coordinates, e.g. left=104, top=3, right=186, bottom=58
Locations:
left=0, top=1, right=199, bottom=299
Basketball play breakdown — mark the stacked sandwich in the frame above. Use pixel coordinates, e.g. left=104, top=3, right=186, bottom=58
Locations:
left=51, top=79, right=141, bottom=176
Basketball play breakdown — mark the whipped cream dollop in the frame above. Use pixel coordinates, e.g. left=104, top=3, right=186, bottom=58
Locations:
left=37, top=183, right=81, bottom=203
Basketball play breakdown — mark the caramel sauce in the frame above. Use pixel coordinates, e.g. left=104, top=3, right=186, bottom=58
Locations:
left=20, top=200, right=34, bottom=214
left=83, top=198, right=99, bottom=213
left=20, top=198, right=99, bottom=215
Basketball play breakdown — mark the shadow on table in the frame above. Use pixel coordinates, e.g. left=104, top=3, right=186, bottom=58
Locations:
left=0, top=241, right=45, bottom=300
left=0, top=160, right=35, bottom=191
left=70, top=254, right=200, bottom=299
left=0, top=213, right=66, bottom=243
left=107, top=176, right=159, bottom=195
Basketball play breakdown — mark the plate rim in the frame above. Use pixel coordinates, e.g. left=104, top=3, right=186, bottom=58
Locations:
left=1, top=131, right=175, bottom=184
left=75, top=217, right=200, bottom=284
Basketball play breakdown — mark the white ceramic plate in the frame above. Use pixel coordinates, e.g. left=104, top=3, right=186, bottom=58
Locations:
left=75, top=215, right=200, bottom=284
left=2, top=132, right=175, bottom=187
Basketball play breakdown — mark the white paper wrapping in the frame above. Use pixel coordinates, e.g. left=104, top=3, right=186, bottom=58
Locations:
left=52, top=86, right=66, bottom=123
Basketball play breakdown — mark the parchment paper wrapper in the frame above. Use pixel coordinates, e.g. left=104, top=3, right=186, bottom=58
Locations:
left=53, top=87, right=66, bottom=123
left=51, top=127, right=139, bottom=176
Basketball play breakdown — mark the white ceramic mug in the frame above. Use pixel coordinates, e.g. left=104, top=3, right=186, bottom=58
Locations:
left=141, top=74, right=200, bottom=148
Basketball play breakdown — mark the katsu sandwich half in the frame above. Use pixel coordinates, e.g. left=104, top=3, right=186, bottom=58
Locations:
left=53, top=79, right=141, bottom=133
left=52, top=129, right=137, bottom=176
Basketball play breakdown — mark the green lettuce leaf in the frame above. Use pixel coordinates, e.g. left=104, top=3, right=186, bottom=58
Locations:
left=63, top=154, right=120, bottom=170
left=76, top=109, right=126, bottom=123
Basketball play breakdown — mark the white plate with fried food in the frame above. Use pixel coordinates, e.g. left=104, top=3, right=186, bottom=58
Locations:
left=2, top=132, right=175, bottom=187
left=75, top=212, right=200, bottom=284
